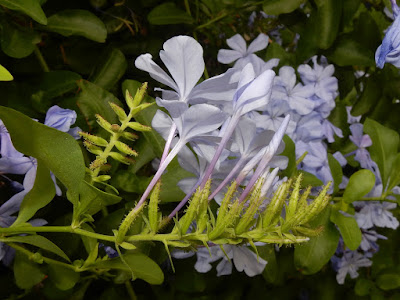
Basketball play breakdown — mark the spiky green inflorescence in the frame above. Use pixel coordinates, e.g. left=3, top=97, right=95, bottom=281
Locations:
left=123, top=175, right=332, bottom=251
left=79, top=82, right=153, bottom=187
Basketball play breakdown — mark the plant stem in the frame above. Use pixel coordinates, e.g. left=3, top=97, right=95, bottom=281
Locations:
left=125, top=281, right=137, bottom=300
left=34, top=46, right=50, bottom=72
left=7, top=242, right=78, bottom=271
left=0, top=226, right=115, bottom=242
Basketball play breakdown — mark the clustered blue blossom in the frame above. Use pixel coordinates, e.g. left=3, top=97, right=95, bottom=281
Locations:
left=136, top=31, right=400, bottom=281
left=0, top=105, right=81, bottom=265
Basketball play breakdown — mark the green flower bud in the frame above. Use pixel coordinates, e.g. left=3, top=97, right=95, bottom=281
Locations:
left=127, top=122, right=151, bottom=132
left=148, top=181, right=161, bottom=233
left=79, top=132, right=108, bottom=147
left=109, top=102, right=128, bottom=122
left=109, top=152, right=134, bottom=165
left=95, top=114, right=112, bottom=133
left=114, top=141, right=138, bottom=156
left=83, top=140, right=103, bottom=155
left=121, top=131, right=139, bottom=141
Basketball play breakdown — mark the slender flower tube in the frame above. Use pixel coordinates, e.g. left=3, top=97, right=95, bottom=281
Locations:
left=238, top=115, right=290, bottom=202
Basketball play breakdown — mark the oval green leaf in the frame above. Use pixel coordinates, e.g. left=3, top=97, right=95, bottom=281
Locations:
left=14, top=252, right=45, bottom=290
left=90, top=48, right=127, bottom=91
left=148, top=3, right=194, bottom=25
left=315, top=0, right=342, bottom=49
left=294, top=207, right=339, bottom=274
left=46, top=9, right=107, bottom=42
left=263, top=0, right=305, bottom=15
left=13, top=160, right=56, bottom=227
left=94, top=252, right=164, bottom=284
left=0, top=106, right=85, bottom=204
left=0, top=0, right=47, bottom=25
left=0, top=64, right=13, bottom=81
left=343, top=169, right=375, bottom=203
left=364, top=118, right=400, bottom=189
left=330, top=209, right=362, bottom=250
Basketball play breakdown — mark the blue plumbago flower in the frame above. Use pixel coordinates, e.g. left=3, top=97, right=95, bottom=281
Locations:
left=355, top=200, right=399, bottom=229
left=331, top=251, right=372, bottom=284
left=173, top=244, right=267, bottom=277
left=348, top=123, right=380, bottom=176
left=217, top=34, right=269, bottom=66
left=359, top=229, right=387, bottom=252
left=0, top=180, right=46, bottom=265
left=273, top=66, right=315, bottom=115
left=44, top=105, right=80, bottom=138
left=346, top=106, right=361, bottom=124
left=375, top=0, right=400, bottom=68
left=297, top=56, right=338, bottom=107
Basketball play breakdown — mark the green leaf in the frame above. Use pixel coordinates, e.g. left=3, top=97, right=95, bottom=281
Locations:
left=0, top=64, right=13, bottom=81
left=281, top=135, right=296, bottom=178
left=48, top=264, right=80, bottom=291
left=327, top=36, right=375, bottom=67
left=31, top=71, right=82, bottom=111
left=93, top=252, right=164, bottom=284
left=0, top=0, right=47, bottom=25
left=90, top=48, right=127, bottom=91
left=76, top=80, right=122, bottom=129
left=0, top=106, right=85, bottom=204
left=160, top=158, right=193, bottom=202
left=330, top=209, right=362, bottom=250
left=315, top=0, right=342, bottom=49
left=0, top=21, right=41, bottom=58
left=147, top=3, right=194, bottom=25
left=3, top=235, right=70, bottom=261
left=76, top=181, right=122, bottom=216
left=260, top=245, right=278, bottom=284
left=355, top=278, right=374, bottom=296
left=14, top=252, right=45, bottom=289
left=45, top=9, right=107, bottom=42
left=122, top=80, right=164, bottom=157
left=351, top=74, right=382, bottom=116
left=262, top=0, right=305, bottom=15
left=343, top=170, right=375, bottom=203
left=13, top=160, right=56, bottom=227
left=387, top=153, right=400, bottom=192
left=298, top=170, right=323, bottom=187
left=364, top=118, right=400, bottom=189
left=294, top=207, right=339, bottom=274
left=328, top=154, right=343, bottom=194
left=376, top=273, right=400, bottom=290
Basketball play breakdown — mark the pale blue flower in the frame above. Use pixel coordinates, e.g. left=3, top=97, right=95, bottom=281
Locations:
left=349, top=123, right=379, bottom=174
left=331, top=251, right=372, bottom=284
left=45, top=105, right=80, bottom=138
left=359, top=229, right=387, bottom=252
left=375, top=2, right=400, bottom=69
left=346, top=106, right=361, bottom=124
left=173, top=245, right=267, bottom=277
left=321, top=119, right=343, bottom=143
left=217, top=33, right=269, bottom=67
left=273, top=66, right=315, bottom=115
left=355, top=201, right=399, bottom=229
left=297, top=56, right=338, bottom=111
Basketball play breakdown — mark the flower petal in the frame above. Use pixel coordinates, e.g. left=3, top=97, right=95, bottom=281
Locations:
left=160, top=36, right=204, bottom=100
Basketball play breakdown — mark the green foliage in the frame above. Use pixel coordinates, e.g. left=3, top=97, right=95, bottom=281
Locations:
left=262, top=0, right=305, bottom=15
left=0, top=0, right=47, bottom=25
left=343, top=169, right=376, bottom=203
left=45, top=9, right=107, bottom=42
left=364, top=118, right=400, bottom=191
left=330, top=209, right=362, bottom=251
left=0, top=64, right=13, bottom=81
left=294, top=207, right=340, bottom=274
left=148, top=3, right=194, bottom=25
left=14, top=252, right=45, bottom=290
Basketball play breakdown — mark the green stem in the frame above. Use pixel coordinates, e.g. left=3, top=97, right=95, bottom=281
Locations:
left=34, top=46, right=50, bottom=72
left=195, top=12, right=229, bottom=30
left=125, top=280, right=137, bottom=300
left=332, top=197, right=398, bottom=204
left=184, top=0, right=192, bottom=16
left=7, top=242, right=78, bottom=271
left=0, top=226, right=115, bottom=242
